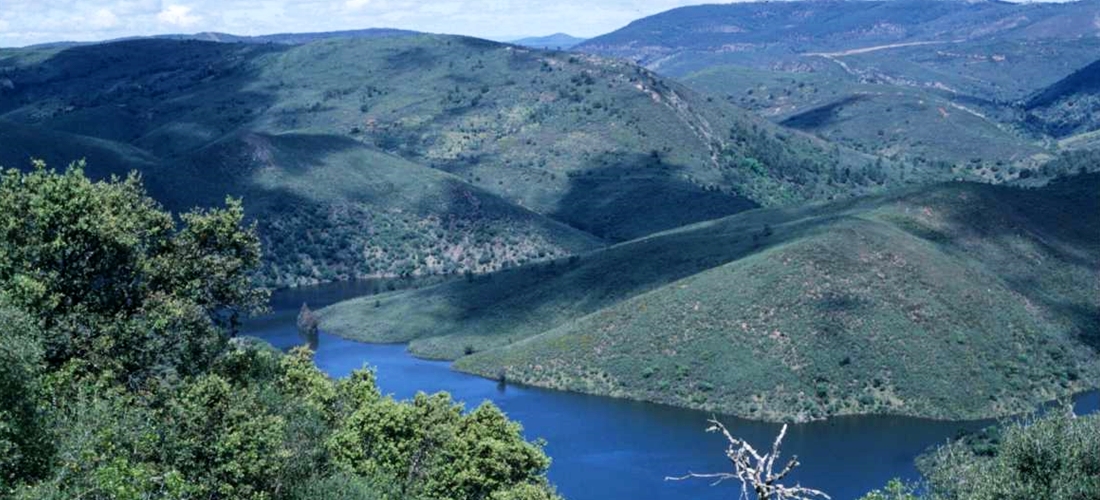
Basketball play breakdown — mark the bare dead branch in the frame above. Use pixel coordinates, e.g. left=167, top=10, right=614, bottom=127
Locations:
left=667, top=419, right=830, bottom=500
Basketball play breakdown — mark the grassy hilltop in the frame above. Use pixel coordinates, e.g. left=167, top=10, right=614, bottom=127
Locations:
left=322, top=174, right=1100, bottom=422
left=0, top=34, right=903, bottom=287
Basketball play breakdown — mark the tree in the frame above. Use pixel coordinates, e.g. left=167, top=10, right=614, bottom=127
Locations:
left=329, top=390, right=554, bottom=499
left=668, top=419, right=829, bottom=500
left=297, top=303, right=320, bottom=349
left=0, top=161, right=559, bottom=500
left=0, top=161, right=267, bottom=384
left=0, top=307, right=52, bottom=493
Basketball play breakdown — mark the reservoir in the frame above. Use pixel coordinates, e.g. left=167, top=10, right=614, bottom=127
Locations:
left=245, top=281, right=1099, bottom=500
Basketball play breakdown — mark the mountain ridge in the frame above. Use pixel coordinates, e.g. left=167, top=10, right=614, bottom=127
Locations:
left=1, top=34, right=901, bottom=287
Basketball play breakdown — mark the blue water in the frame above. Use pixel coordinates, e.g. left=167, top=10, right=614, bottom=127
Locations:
left=246, top=281, right=1100, bottom=500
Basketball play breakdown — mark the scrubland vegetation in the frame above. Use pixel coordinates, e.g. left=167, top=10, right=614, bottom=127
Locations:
left=327, top=174, right=1100, bottom=422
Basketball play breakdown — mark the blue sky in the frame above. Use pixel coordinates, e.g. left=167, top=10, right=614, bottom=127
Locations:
left=0, top=0, right=720, bottom=47
left=0, top=0, right=1078, bottom=48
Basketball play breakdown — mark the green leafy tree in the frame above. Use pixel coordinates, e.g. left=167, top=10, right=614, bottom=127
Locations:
left=0, top=162, right=559, bottom=500
left=13, top=384, right=188, bottom=500
left=428, top=402, right=553, bottom=500
left=0, top=307, right=52, bottom=494
left=329, top=389, right=554, bottom=499
left=164, top=374, right=295, bottom=499
left=0, top=160, right=267, bottom=384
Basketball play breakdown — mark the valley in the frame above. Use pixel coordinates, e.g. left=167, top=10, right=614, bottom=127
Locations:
left=1, top=34, right=895, bottom=288
left=1, top=1, right=1099, bottom=498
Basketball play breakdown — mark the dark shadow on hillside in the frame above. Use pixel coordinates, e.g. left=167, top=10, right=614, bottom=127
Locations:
left=1069, top=305, right=1100, bottom=353
left=549, top=152, right=759, bottom=242
left=933, top=176, right=1100, bottom=352
left=385, top=45, right=443, bottom=72
left=1025, top=59, right=1100, bottom=109
left=0, top=39, right=289, bottom=210
left=781, top=95, right=867, bottom=131
left=388, top=200, right=852, bottom=345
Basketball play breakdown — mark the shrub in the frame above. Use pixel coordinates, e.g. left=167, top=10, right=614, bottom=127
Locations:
left=922, top=408, right=1100, bottom=500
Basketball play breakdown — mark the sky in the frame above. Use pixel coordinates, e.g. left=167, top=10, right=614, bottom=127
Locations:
left=0, top=0, right=726, bottom=47
left=1, top=0, right=1078, bottom=48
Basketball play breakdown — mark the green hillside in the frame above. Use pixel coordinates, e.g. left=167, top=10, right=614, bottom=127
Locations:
left=0, top=35, right=900, bottom=287
left=322, top=175, right=1100, bottom=421
left=0, top=120, right=601, bottom=287
left=684, top=65, right=1045, bottom=169
left=578, top=0, right=1099, bottom=175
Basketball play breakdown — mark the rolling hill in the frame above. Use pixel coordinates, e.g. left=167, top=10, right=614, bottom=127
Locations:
left=576, top=0, right=1100, bottom=171
left=15, top=28, right=423, bottom=50
left=683, top=64, right=1046, bottom=169
left=577, top=0, right=1100, bottom=88
left=320, top=174, right=1100, bottom=422
left=0, top=34, right=908, bottom=287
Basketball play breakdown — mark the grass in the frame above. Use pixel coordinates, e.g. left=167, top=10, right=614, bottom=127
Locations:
left=322, top=174, right=1100, bottom=422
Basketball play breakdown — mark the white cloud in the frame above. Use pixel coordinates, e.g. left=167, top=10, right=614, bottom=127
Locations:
left=115, top=0, right=164, bottom=15
left=157, top=4, right=202, bottom=27
left=345, top=0, right=371, bottom=10
left=91, top=8, right=121, bottom=29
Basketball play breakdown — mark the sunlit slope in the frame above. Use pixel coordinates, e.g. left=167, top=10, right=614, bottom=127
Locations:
left=578, top=0, right=1100, bottom=97
left=685, top=65, right=1045, bottom=170
left=322, top=175, right=1099, bottom=420
left=456, top=176, right=1099, bottom=421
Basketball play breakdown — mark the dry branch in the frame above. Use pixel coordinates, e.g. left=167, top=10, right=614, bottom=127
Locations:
left=667, top=419, right=830, bottom=500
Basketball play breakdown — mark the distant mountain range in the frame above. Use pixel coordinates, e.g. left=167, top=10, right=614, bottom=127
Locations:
left=508, top=33, right=588, bottom=50
left=574, top=0, right=1100, bottom=171
left=23, top=29, right=588, bottom=51
left=22, top=28, right=422, bottom=50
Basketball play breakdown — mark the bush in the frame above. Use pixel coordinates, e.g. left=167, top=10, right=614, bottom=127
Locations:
left=922, top=408, right=1100, bottom=500
left=858, top=479, right=919, bottom=500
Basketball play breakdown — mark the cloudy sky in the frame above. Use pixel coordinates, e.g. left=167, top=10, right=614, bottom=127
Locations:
left=0, top=0, right=730, bottom=47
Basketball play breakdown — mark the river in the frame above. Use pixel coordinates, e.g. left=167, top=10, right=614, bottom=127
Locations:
left=243, top=281, right=1100, bottom=500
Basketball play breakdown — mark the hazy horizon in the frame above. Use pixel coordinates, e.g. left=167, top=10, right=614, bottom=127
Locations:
left=0, top=0, right=708, bottom=47
left=1, top=0, right=1081, bottom=48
